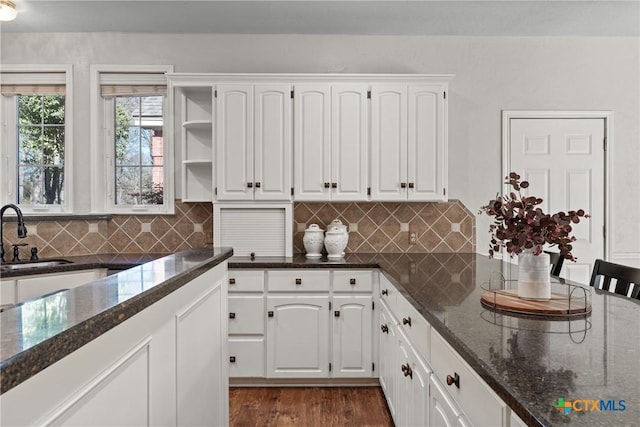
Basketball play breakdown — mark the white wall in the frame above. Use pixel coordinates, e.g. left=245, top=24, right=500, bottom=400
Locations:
left=1, top=33, right=638, bottom=265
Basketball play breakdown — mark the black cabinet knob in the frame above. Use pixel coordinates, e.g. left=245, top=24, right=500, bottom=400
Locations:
left=324, top=182, right=330, bottom=189
left=255, top=182, right=261, bottom=188
left=229, top=278, right=236, bottom=285
left=268, top=311, right=274, bottom=317
left=295, top=278, right=302, bottom=285
left=380, top=324, right=389, bottom=334
left=229, top=313, right=236, bottom=319
left=400, top=182, right=407, bottom=188
left=446, top=372, right=460, bottom=388
left=381, top=289, right=388, bottom=296
left=331, top=182, right=337, bottom=188
left=334, top=311, right=340, bottom=317
left=230, top=356, right=236, bottom=363
left=350, top=278, right=356, bottom=285
left=402, top=317, right=412, bottom=327
left=408, top=182, right=414, bottom=189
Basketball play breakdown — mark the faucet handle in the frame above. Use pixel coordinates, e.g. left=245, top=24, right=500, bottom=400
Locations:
left=11, top=243, right=27, bottom=263
left=30, top=247, right=39, bottom=261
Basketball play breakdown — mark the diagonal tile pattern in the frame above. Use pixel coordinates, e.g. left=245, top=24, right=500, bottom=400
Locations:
left=2, top=201, right=214, bottom=259
left=294, top=200, right=475, bottom=254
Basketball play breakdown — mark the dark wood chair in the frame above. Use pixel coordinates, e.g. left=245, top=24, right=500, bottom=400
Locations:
left=545, top=251, right=564, bottom=277
left=589, top=259, right=640, bottom=299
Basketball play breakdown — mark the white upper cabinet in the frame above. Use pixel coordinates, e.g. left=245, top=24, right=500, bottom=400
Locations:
left=216, top=83, right=292, bottom=201
left=371, top=83, right=448, bottom=201
left=293, top=85, right=331, bottom=201
left=294, top=84, right=368, bottom=201
left=216, top=84, right=254, bottom=201
left=331, top=85, right=369, bottom=201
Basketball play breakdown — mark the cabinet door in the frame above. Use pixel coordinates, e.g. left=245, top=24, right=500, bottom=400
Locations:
left=378, top=302, right=397, bottom=420
left=293, top=85, right=331, bottom=201
left=254, top=84, right=292, bottom=201
left=370, top=85, right=408, bottom=201
left=394, top=330, right=413, bottom=427
left=331, top=85, right=369, bottom=201
left=266, top=295, right=330, bottom=378
left=331, top=295, right=373, bottom=378
left=407, top=350, right=430, bottom=427
left=430, top=377, right=462, bottom=427
left=407, top=85, right=447, bottom=201
left=216, top=84, right=254, bottom=201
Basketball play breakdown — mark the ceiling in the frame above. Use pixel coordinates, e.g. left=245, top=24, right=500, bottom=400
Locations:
left=1, top=0, right=638, bottom=36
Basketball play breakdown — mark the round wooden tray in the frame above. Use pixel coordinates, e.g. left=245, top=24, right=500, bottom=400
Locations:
left=481, top=289, right=591, bottom=317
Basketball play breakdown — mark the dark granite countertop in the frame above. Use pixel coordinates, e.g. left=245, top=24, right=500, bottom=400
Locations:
left=230, top=253, right=640, bottom=427
left=0, top=252, right=169, bottom=278
left=0, top=247, right=233, bottom=394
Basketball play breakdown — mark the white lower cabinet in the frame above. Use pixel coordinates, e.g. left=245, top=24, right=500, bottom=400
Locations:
left=229, top=268, right=376, bottom=381
left=378, top=275, right=508, bottom=427
left=0, top=262, right=229, bottom=427
left=267, top=295, right=330, bottom=377
left=332, top=295, right=373, bottom=378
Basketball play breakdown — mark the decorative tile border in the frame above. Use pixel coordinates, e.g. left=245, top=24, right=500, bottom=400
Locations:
left=293, top=200, right=475, bottom=254
left=2, top=201, right=213, bottom=260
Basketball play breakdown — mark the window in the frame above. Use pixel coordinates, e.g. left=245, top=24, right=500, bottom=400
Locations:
left=91, top=66, right=174, bottom=214
left=0, top=67, right=72, bottom=213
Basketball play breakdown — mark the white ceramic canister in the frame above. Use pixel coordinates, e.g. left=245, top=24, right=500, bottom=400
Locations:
left=303, top=224, right=325, bottom=258
left=329, top=219, right=349, bottom=255
left=324, top=226, right=347, bottom=258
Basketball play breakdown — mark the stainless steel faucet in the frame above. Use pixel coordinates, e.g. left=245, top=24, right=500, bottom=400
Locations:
left=0, top=204, right=28, bottom=264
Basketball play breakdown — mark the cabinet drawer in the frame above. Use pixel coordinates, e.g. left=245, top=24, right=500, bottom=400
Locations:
left=333, top=270, right=373, bottom=292
left=268, top=270, right=330, bottom=292
left=228, top=269, right=264, bottom=292
left=228, top=338, right=265, bottom=377
left=397, top=294, right=429, bottom=359
left=228, top=296, right=264, bottom=334
left=431, top=330, right=506, bottom=427
left=379, top=274, right=398, bottom=314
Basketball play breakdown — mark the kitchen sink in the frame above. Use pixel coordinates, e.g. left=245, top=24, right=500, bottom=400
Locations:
left=1, top=259, right=73, bottom=271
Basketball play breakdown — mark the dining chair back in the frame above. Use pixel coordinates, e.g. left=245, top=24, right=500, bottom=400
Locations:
left=545, top=251, right=564, bottom=277
left=589, top=259, right=640, bottom=299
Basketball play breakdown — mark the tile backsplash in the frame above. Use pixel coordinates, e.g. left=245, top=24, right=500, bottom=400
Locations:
left=293, top=200, right=475, bottom=254
left=2, top=201, right=213, bottom=260
left=3, top=200, right=475, bottom=259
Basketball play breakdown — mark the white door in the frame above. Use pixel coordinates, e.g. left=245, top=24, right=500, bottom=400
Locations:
left=407, top=351, right=430, bottom=427
left=254, top=84, right=292, bottom=201
left=508, top=117, right=606, bottom=285
left=394, top=332, right=413, bottom=427
left=370, top=85, right=408, bottom=201
left=331, top=85, right=369, bottom=201
left=293, top=85, right=331, bottom=201
left=216, top=84, right=254, bottom=201
left=266, top=295, right=330, bottom=378
left=331, top=295, right=373, bottom=378
left=408, top=85, right=447, bottom=201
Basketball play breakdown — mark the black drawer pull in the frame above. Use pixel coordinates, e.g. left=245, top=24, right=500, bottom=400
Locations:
left=402, top=317, right=412, bottom=327
left=229, top=312, right=236, bottom=319
left=229, top=278, right=236, bottom=285
left=446, top=372, right=460, bottom=389
left=334, top=311, right=340, bottom=317
left=381, top=289, right=388, bottom=296
left=350, top=278, right=356, bottom=285
left=380, top=324, right=389, bottom=334
left=295, top=278, right=302, bottom=285
left=230, top=356, right=236, bottom=363
left=268, top=311, right=274, bottom=317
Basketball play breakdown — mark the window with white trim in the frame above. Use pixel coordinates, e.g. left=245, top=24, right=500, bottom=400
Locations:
left=0, top=68, right=72, bottom=213
left=91, top=67, right=174, bottom=214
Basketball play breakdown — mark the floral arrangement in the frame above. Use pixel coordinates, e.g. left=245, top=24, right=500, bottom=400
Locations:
left=478, top=172, right=589, bottom=261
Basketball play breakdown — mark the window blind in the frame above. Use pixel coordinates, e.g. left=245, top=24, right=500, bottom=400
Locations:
left=100, top=73, right=167, bottom=97
left=0, top=72, right=66, bottom=95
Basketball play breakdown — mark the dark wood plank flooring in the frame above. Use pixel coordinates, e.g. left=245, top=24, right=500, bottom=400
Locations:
left=230, top=386, right=394, bottom=427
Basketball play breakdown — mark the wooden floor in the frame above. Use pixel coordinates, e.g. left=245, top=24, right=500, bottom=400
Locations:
left=229, top=386, right=394, bottom=427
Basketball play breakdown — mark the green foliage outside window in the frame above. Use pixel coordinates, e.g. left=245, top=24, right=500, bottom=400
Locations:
left=17, top=95, right=65, bottom=205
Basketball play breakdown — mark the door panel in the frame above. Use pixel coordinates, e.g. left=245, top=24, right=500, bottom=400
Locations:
left=216, top=84, right=253, bottom=200
left=254, top=84, right=292, bottom=201
left=293, top=85, right=331, bottom=201
left=509, top=117, right=605, bottom=285
left=331, top=85, right=369, bottom=201
left=332, top=296, right=373, bottom=378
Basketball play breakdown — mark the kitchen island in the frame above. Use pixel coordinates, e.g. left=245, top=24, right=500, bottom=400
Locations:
left=1, top=247, right=233, bottom=426
left=230, top=253, right=640, bottom=427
